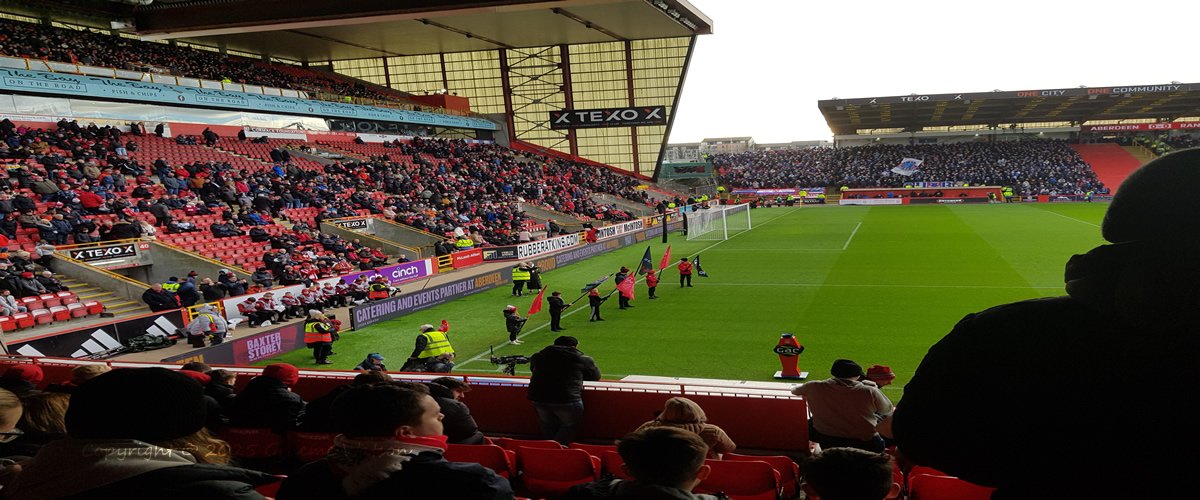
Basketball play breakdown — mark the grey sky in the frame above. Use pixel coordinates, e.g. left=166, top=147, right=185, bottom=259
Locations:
left=668, top=0, right=1199, bottom=144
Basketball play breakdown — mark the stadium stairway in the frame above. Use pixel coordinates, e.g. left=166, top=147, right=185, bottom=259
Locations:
left=56, top=276, right=149, bottom=317
left=1071, top=143, right=1146, bottom=190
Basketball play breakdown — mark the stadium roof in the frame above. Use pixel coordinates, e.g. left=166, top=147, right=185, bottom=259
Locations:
left=122, top=0, right=712, bottom=62
left=818, top=83, right=1200, bottom=135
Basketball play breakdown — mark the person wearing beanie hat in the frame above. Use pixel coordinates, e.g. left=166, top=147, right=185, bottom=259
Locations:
left=0, top=364, right=44, bottom=397
left=3, top=368, right=276, bottom=499
left=354, top=353, right=387, bottom=372
left=229, top=364, right=305, bottom=433
left=527, top=335, right=601, bottom=444
left=791, top=359, right=892, bottom=453
left=503, top=305, right=527, bottom=345
left=894, top=149, right=1200, bottom=499
left=276, top=383, right=513, bottom=499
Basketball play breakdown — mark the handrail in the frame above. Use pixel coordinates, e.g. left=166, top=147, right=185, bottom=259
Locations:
left=150, top=240, right=253, bottom=275
left=53, top=237, right=144, bottom=251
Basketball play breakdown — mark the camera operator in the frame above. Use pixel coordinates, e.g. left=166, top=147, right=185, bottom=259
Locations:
left=504, top=305, right=527, bottom=345
left=528, top=336, right=601, bottom=444
left=402, top=324, right=456, bottom=373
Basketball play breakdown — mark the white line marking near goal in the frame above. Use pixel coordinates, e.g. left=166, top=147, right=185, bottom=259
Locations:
left=456, top=209, right=799, bottom=367
left=703, top=283, right=1063, bottom=290
left=1040, top=209, right=1101, bottom=228
left=842, top=222, right=862, bottom=250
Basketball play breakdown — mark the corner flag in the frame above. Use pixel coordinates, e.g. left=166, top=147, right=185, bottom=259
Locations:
left=659, top=245, right=672, bottom=271
left=528, top=287, right=546, bottom=315
left=638, top=247, right=654, bottom=275
left=693, top=255, right=709, bottom=277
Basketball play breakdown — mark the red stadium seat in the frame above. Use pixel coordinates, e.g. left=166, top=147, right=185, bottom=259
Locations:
left=83, top=301, right=105, bottom=315
left=39, top=294, right=60, bottom=308
left=31, top=309, right=52, bottom=325
left=495, top=437, right=563, bottom=452
left=287, top=432, right=336, bottom=463
left=908, top=473, right=996, bottom=500
left=600, top=450, right=631, bottom=480
left=568, top=442, right=617, bottom=459
left=516, top=447, right=601, bottom=499
left=0, top=316, right=15, bottom=332
left=67, top=302, right=87, bottom=318
left=222, top=428, right=286, bottom=459
left=19, top=297, right=42, bottom=311
left=49, top=305, right=71, bottom=322
left=58, top=291, right=78, bottom=305
left=725, top=453, right=801, bottom=500
left=696, top=459, right=781, bottom=500
left=444, top=444, right=517, bottom=478
left=12, top=313, right=34, bottom=329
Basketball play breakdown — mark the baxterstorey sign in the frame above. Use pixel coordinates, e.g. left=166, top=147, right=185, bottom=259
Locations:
left=549, top=106, right=668, bottom=129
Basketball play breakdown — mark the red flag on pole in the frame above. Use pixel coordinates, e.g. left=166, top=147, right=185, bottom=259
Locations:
left=659, top=245, right=672, bottom=271
left=616, top=274, right=636, bottom=300
left=528, top=287, right=546, bottom=315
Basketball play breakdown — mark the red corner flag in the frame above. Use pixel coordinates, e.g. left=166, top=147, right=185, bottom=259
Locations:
left=439, top=320, right=450, bottom=333
left=659, top=245, right=672, bottom=271
left=617, top=273, right=636, bottom=300
left=528, top=287, right=546, bottom=315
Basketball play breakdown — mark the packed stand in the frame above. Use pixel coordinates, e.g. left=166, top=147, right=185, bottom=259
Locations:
left=0, top=18, right=412, bottom=106
left=714, top=140, right=1106, bottom=196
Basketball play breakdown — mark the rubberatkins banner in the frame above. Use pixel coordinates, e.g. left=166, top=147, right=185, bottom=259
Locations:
left=549, top=106, right=668, bottom=129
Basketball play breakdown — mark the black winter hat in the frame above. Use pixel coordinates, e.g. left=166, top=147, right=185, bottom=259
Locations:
left=831, top=359, right=864, bottom=378
left=66, top=367, right=206, bottom=442
left=1102, top=148, right=1200, bottom=244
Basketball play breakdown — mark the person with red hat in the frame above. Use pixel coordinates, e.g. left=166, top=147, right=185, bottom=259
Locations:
left=0, top=364, right=44, bottom=397
left=229, top=363, right=305, bottom=433
left=864, top=365, right=896, bottom=388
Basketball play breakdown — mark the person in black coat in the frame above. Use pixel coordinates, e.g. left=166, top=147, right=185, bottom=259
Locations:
left=427, top=377, right=485, bottom=445
left=614, top=267, right=631, bottom=309
left=141, top=283, right=179, bottom=312
left=277, top=383, right=512, bottom=500
left=527, top=336, right=601, bottom=444
left=893, top=150, right=1200, bottom=500
left=503, top=306, right=526, bottom=345
left=299, top=371, right=390, bottom=433
left=588, top=289, right=606, bottom=322
left=205, top=369, right=238, bottom=417
left=548, top=291, right=568, bottom=332
left=229, top=364, right=305, bottom=433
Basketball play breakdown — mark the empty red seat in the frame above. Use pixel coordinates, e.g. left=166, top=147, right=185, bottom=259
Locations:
left=31, top=309, right=52, bottom=325
left=12, top=312, right=34, bottom=328
left=517, top=447, right=600, bottom=499
left=725, top=453, right=801, bottom=500
left=67, top=302, right=87, bottom=318
left=288, top=432, right=336, bottom=463
left=19, top=297, right=42, bottom=311
left=49, top=306, right=71, bottom=322
left=908, top=473, right=996, bottom=500
left=495, top=438, right=563, bottom=452
left=696, top=459, right=781, bottom=500
left=0, top=316, right=15, bottom=332
left=83, top=301, right=104, bottom=315
left=57, top=291, right=78, bottom=305
left=444, top=444, right=517, bottom=478
left=39, top=294, right=61, bottom=308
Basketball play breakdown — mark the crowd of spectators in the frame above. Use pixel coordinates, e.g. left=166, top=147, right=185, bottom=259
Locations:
left=0, top=18, right=405, bottom=104
left=714, top=140, right=1106, bottom=196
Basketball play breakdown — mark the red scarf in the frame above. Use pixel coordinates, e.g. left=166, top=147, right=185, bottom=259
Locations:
left=396, top=434, right=449, bottom=451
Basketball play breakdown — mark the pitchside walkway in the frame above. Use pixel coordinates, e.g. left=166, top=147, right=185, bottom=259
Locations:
left=113, top=258, right=527, bottom=362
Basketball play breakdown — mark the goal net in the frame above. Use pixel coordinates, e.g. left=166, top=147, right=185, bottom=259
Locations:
left=685, top=203, right=752, bottom=241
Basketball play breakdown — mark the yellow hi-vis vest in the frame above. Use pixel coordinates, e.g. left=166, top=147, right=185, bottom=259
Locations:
left=417, top=331, right=454, bottom=359
left=512, top=268, right=531, bottom=281
left=455, top=238, right=474, bottom=249
left=162, top=282, right=181, bottom=292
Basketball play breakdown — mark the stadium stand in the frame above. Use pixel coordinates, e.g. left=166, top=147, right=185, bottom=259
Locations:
left=1069, top=143, right=1145, bottom=191
left=0, top=18, right=428, bottom=111
left=714, top=140, right=1107, bottom=196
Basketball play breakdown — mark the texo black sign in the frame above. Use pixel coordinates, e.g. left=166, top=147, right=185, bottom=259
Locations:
left=70, top=244, right=137, bottom=262
left=549, top=106, right=668, bottom=129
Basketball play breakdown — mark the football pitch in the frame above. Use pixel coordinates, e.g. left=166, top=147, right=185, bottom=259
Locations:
left=259, top=203, right=1108, bottom=395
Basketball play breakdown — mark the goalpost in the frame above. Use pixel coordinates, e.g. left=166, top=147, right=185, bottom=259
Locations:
left=685, top=203, right=753, bottom=241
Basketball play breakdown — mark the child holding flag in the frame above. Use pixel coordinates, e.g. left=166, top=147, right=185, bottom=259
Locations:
left=678, top=257, right=693, bottom=287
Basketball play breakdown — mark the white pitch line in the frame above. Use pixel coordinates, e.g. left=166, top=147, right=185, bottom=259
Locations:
left=701, top=282, right=1063, bottom=290
left=842, top=222, right=862, bottom=250
left=455, top=209, right=800, bottom=367
left=1040, top=209, right=1101, bottom=228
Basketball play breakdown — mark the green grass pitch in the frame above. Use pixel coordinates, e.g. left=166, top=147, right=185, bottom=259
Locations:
left=257, top=203, right=1108, bottom=396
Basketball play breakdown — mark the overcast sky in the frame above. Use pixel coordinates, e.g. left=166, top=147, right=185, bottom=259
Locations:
left=667, top=0, right=1200, bottom=144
